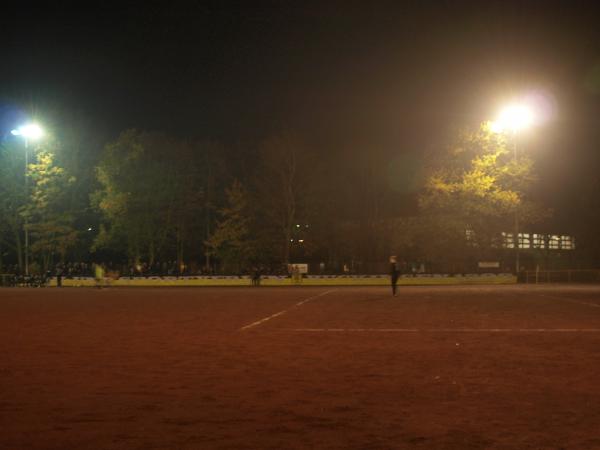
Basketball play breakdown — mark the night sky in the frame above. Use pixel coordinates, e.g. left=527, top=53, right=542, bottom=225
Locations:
left=2, top=1, right=600, bottom=218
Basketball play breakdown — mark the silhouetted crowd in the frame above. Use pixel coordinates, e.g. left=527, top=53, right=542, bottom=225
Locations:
left=51, top=261, right=202, bottom=278
left=1, top=260, right=388, bottom=287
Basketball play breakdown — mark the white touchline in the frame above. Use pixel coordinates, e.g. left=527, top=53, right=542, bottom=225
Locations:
left=290, top=328, right=600, bottom=332
left=239, top=289, right=337, bottom=331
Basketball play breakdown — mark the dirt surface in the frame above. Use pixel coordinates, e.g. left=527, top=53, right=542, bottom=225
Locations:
left=1, top=285, right=600, bottom=449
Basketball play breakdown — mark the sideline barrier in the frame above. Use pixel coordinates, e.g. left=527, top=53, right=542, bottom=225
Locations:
left=0, top=274, right=15, bottom=287
left=47, top=273, right=516, bottom=287
left=524, top=269, right=600, bottom=284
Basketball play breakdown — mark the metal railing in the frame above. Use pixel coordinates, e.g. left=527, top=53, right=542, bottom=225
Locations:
left=524, top=269, right=600, bottom=284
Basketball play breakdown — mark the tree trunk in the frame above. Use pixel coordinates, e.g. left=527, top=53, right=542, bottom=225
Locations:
left=204, top=159, right=213, bottom=271
left=14, top=227, right=23, bottom=273
left=283, top=227, right=291, bottom=265
left=205, top=204, right=211, bottom=270
left=148, top=239, right=155, bottom=266
left=176, top=223, right=184, bottom=274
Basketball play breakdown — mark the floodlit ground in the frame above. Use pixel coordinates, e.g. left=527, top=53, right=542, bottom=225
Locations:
left=1, top=285, right=600, bottom=449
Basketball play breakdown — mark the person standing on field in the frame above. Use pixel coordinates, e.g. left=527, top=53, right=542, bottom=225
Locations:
left=56, top=264, right=63, bottom=288
left=94, top=263, right=105, bottom=289
left=251, top=267, right=261, bottom=286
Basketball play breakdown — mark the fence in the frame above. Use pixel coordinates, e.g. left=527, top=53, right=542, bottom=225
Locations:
left=524, top=269, right=600, bottom=284
left=0, top=274, right=13, bottom=287
left=0, top=274, right=50, bottom=287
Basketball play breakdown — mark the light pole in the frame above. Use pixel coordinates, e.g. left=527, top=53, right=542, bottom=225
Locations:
left=11, top=124, right=44, bottom=277
left=491, top=105, right=533, bottom=275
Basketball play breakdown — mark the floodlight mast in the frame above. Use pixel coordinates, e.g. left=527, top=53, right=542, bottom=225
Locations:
left=11, top=124, right=45, bottom=277
left=491, top=105, right=533, bottom=276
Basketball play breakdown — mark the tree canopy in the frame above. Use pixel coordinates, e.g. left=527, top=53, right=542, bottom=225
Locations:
left=0, top=118, right=575, bottom=276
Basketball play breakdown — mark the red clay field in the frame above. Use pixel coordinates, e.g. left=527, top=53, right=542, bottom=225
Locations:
left=1, top=285, right=600, bottom=449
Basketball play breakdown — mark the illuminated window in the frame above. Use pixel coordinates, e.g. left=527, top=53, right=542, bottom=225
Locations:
left=560, top=235, right=574, bottom=250
left=518, top=233, right=530, bottom=249
left=502, top=232, right=514, bottom=249
left=532, top=234, right=546, bottom=249
left=501, top=232, right=573, bottom=250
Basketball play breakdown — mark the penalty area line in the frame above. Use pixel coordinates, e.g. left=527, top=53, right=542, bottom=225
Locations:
left=239, top=289, right=337, bottom=331
left=289, top=328, right=600, bottom=333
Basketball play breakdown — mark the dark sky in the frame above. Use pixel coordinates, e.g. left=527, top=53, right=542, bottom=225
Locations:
left=2, top=1, right=600, bottom=168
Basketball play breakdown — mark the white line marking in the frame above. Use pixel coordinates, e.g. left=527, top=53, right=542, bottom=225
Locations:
left=290, top=328, right=600, bottom=333
left=239, top=289, right=337, bottom=331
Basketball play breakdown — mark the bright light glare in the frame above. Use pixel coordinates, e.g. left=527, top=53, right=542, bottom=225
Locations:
left=491, top=105, right=533, bottom=133
left=489, top=120, right=504, bottom=134
left=11, top=124, right=44, bottom=139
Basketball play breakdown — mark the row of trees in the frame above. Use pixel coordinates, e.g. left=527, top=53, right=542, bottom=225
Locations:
left=0, top=121, right=555, bottom=275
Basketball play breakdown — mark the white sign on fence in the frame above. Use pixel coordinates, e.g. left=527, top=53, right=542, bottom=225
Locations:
left=478, top=261, right=500, bottom=268
left=288, top=263, right=308, bottom=274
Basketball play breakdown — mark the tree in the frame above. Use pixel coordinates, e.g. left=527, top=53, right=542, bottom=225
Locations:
left=0, top=141, right=27, bottom=271
left=415, top=122, right=550, bottom=271
left=92, top=130, right=178, bottom=263
left=0, top=133, right=78, bottom=274
left=52, top=112, right=107, bottom=262
left=25, top=150, right=78, bottom=271
left=254, top=132, right=314, bottom=265
left=205, top=180, right=253, bottom=272
left=92, top=130, right=220, bottom=269
left=194, top=141, right=226, bottom=272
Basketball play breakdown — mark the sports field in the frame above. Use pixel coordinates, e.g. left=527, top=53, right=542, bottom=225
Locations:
left=1, top=285, right=600, bottom=449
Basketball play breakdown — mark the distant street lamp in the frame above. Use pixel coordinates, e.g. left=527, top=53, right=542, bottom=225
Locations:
left=11, top=124, right=45, bottom=277
left=491, top=104, right=533, bottom=275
